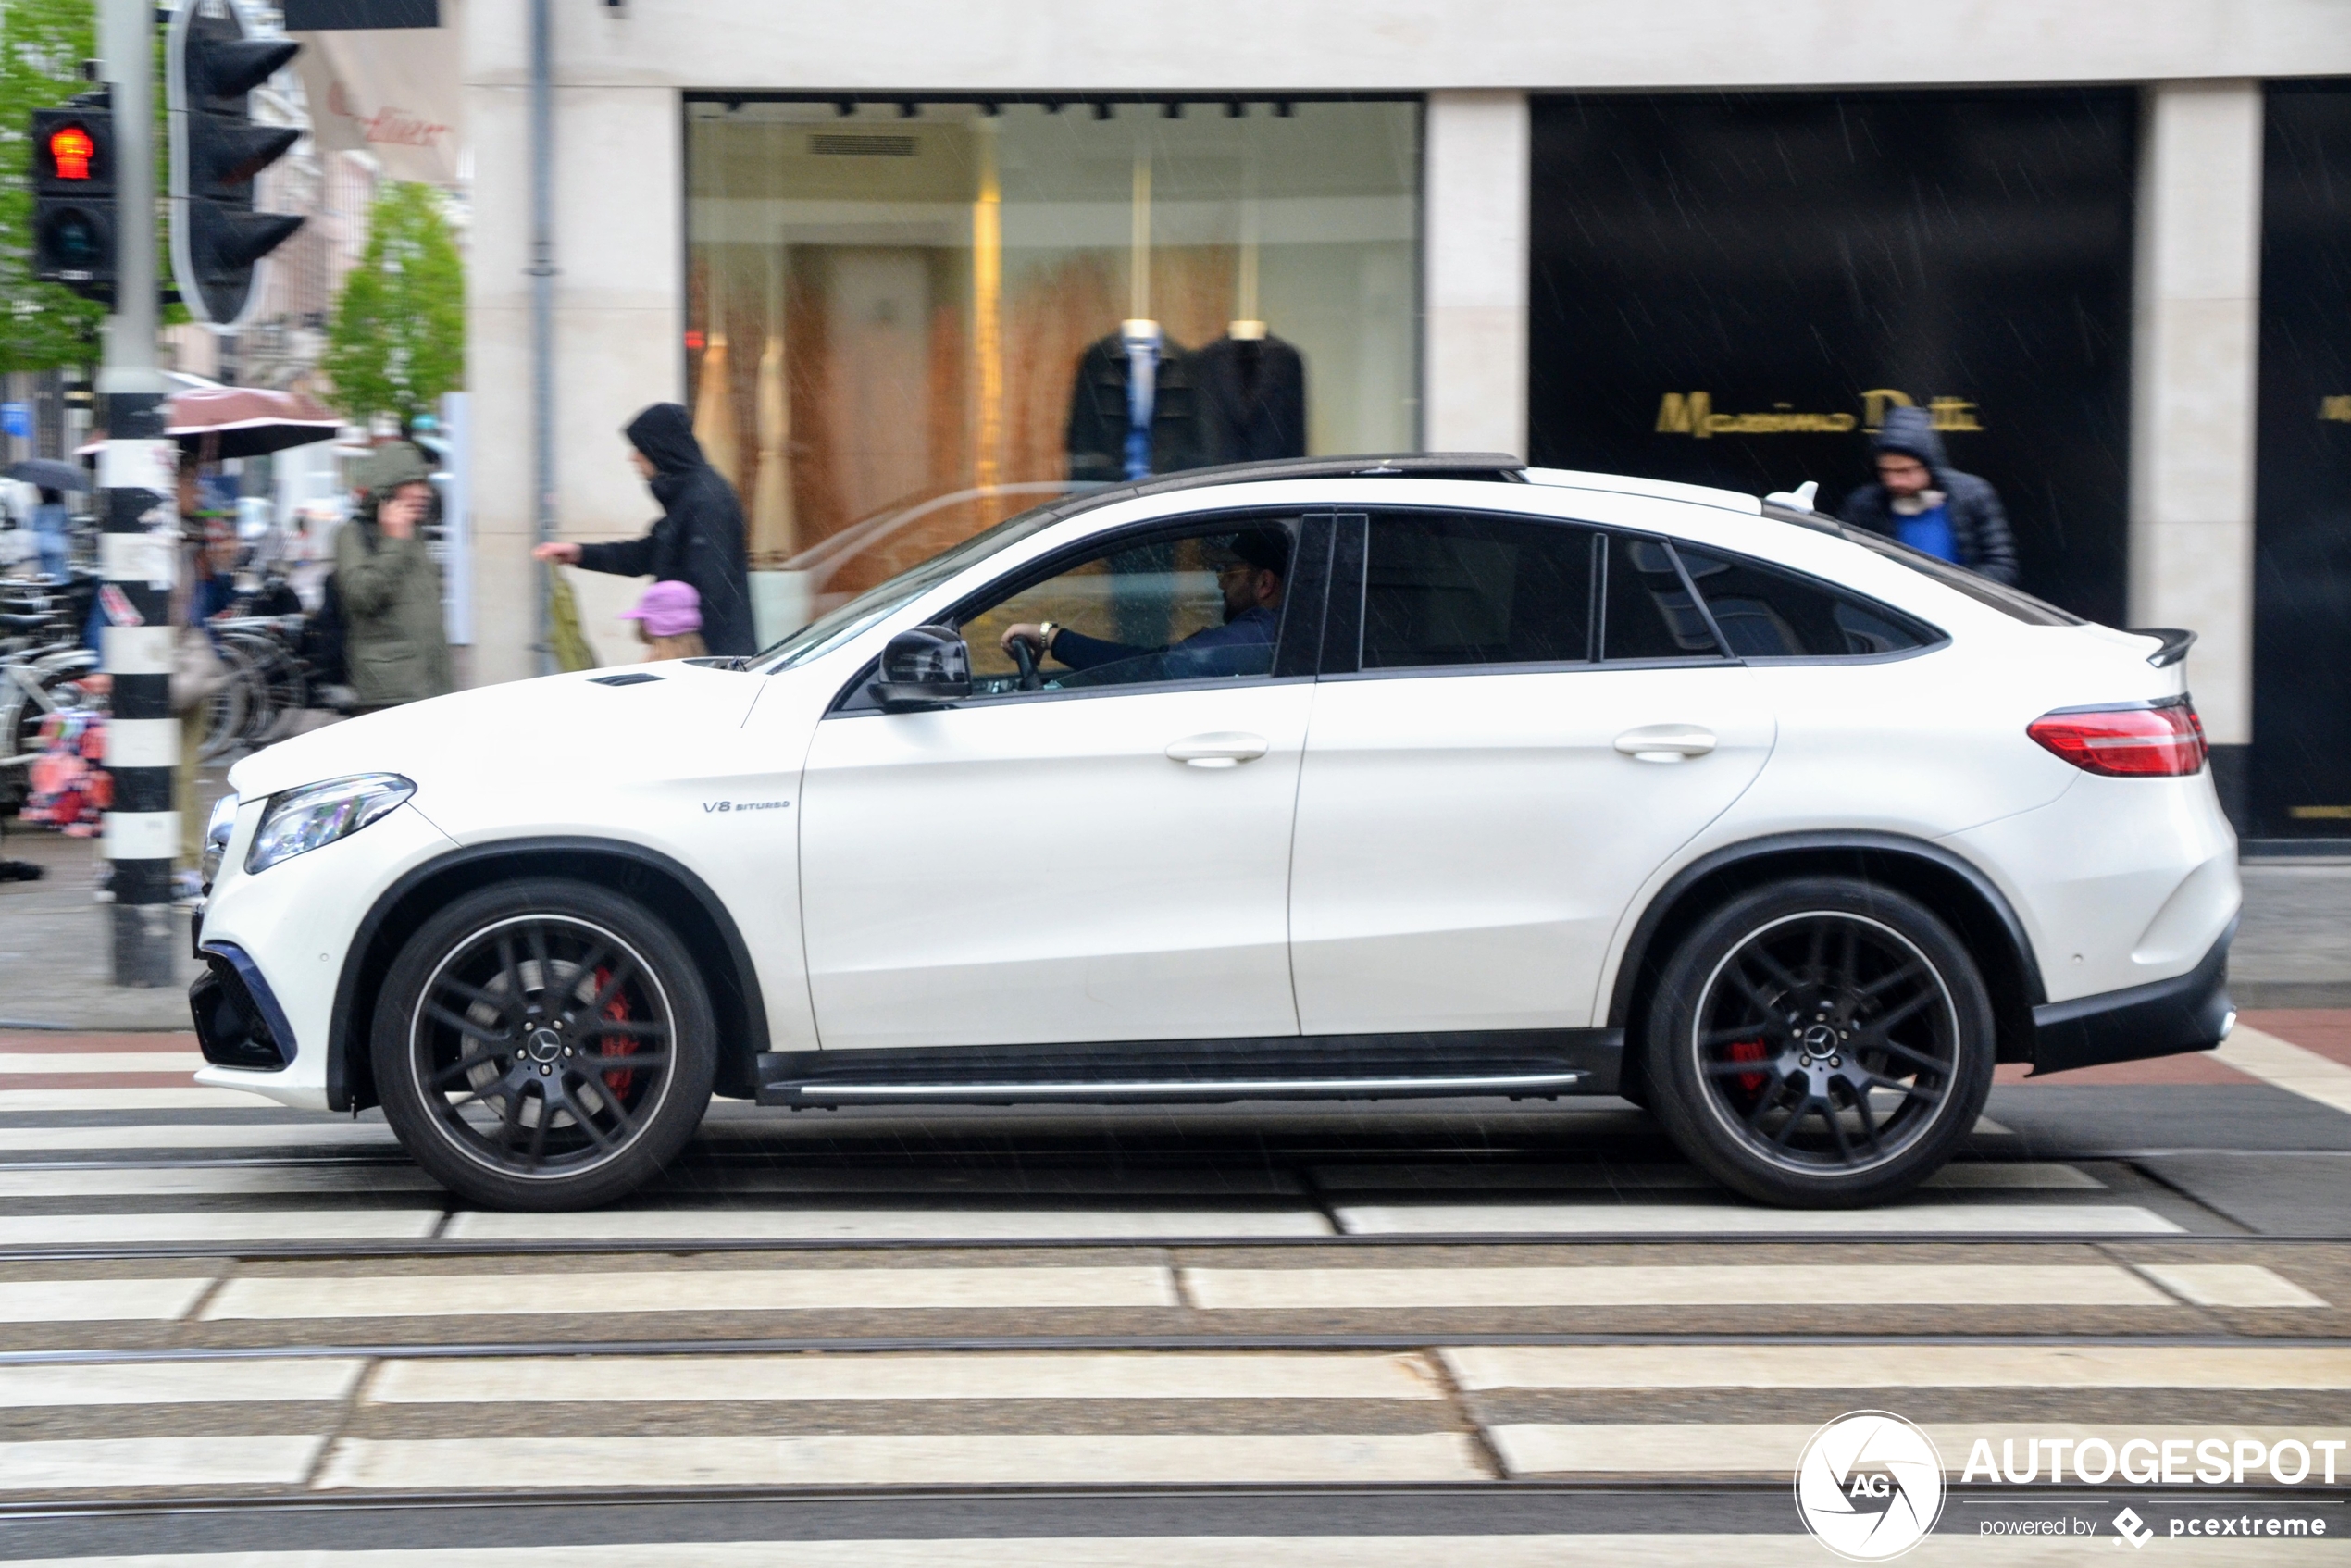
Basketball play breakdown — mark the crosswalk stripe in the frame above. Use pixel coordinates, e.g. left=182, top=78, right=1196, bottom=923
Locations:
left=0, top=1089, right=286, bottom=1111
left=0, top=1054, right=205, bottom=1075
left=2136, top=1263, right=2332, bottom=1307
left=0, top=1277, right=214, bottom=1322
left=0, top=1210, right=442, bottom=1246
left=0, top=1122, right=403, bottom=1152
left=2215, top=1026, right=2351, bottom=1118
left=1180, top=1263, right=2173, bottom=1309
left=1489, top=1423, right=2351, bottom=1477
left=442, top=1208, right=1335, bottom=1242
left=311, top=1432, right=1490, bottom=1490
left=1442, top=1342, right=2351, bottom=1390
left=0, top=1164, right=443, bottom=1197
left=1311, top=1161, right=2103, bottom=1191
left=369, top=1351, right=1447, bottom=1404
left=1332, top=1201, right=2179, bottom=1235
left=0, top=1435, right=324, bottom=1491
left=0, top=1358, right=365, bottom=1406
left=202, top=1266, right=1179, bottom=1321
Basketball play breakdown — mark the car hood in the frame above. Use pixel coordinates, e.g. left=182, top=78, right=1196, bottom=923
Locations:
left=226, top=664, right=767, bottom=803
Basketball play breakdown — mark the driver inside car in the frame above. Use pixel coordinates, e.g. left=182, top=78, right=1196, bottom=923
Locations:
left=1001, top=527, right=1288, bottom=678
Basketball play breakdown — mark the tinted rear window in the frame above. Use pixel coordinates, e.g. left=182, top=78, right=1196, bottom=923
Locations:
left=1674, top=547, right=1942, bottom=658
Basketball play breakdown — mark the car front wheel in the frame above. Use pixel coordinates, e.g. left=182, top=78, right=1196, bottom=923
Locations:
left=373, top=877, right=715, bottom=1210
left=1643, top=876, right=1995, bottom=1207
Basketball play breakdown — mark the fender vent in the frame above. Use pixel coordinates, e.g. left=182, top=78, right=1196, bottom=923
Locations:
left=590, top=672, right=664, bottom=687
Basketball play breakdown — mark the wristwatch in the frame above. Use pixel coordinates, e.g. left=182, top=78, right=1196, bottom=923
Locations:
left=1037, top=621, right=1059, bottom=654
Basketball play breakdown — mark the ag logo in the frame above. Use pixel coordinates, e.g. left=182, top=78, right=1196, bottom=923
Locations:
left=1795, top=1411, right=1946, bottom=1561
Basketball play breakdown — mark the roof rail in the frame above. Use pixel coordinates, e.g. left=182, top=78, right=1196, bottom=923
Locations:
left=1041, top=452, right=1526, bottom=522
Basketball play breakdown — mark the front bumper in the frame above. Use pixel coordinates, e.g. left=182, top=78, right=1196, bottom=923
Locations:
left=2030, top=915, right=2236, bottom=1076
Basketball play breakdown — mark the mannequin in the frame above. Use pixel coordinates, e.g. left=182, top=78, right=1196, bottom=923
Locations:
left=1065, top=322, right=1201, bottom=481
left=1195, top=321, right=1306, bottom=465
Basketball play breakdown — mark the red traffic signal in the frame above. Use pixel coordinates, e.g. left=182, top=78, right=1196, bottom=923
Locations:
left=48, top=124, right=94, bottom=180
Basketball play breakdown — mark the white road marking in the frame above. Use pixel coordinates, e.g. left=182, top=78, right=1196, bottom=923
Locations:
left=0, top=1436, right=324, bottom=1491
left=1310, top=1161, right=2098, bottom=1191
left=0, top=1164, right=442, bottom=1197
left=1443, top=1342, right=2351, bottom=1390
left=0, top=1210, right=442, bottom=1246
left=1182, top=1263, right=2171, bottom=1310
left=370, top=1351, right=1446, bottom=1404
left=1491, top=1423, right=2351, bottom=1478
left=0, top=1359, right=365, bottom=1406
left=0, top=1123, right=400, bottom=1152
left=0, top=1054, right=205, bottom=1076
left=204, top=1266, right=1179, bottom=1320
left=313, top=1432, right=1487, bottom=1490
left=0, top=1089, right=286, bottom=1112
left=2134, top=1262, right=2332, bottom=1308
left=1332, top=1201, right=2177, bottom=1235
left=2214, top=1026, right=2351, bottom=1118
left=0, top=1277, right=214, bottom=1323
left=443, top=1208, right=1333, bottom=1242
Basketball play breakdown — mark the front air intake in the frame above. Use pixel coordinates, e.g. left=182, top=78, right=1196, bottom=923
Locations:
left=190, top=945, right=295, bottom=1069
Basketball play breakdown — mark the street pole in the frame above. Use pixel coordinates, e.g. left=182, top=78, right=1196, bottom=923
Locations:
left=96, top=0, right=179, bottom=986
left=528, top=0, right=554, bottom=677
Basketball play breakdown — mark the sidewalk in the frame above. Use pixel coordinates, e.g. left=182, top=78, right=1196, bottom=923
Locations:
left=5, top=802, right=2347, bottom=1029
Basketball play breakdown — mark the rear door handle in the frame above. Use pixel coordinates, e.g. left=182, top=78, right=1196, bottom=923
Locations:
left=1615, top=724, right=1717, bottom=763
left=1166, top=731, right=1269, bottom=768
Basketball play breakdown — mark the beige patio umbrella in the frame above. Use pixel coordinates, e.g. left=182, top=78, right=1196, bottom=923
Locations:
left=691, top=331, right=741, bottom=488
left=749, top=330, right=794, bottom=559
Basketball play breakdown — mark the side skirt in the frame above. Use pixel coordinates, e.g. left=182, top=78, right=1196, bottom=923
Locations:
left=755, top=1028, right=1623, bottom=1108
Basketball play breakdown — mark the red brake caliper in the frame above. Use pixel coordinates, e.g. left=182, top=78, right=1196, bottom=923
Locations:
left=591, top=965, right=638, bottom=1099
left=1726, top=1039, right=1768, bottom=1096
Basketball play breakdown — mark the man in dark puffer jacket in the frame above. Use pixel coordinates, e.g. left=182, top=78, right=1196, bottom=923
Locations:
left=1837, top=404, right=2020, bottom=586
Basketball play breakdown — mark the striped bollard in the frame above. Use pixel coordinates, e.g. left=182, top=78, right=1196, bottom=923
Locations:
left=98, top=396, right=180, bottom=986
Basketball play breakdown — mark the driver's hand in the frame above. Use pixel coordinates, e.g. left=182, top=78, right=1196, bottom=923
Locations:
left=1000, top=623, right=1047, bottom=656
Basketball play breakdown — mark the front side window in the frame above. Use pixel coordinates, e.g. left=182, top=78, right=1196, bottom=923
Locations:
left=1360, top=511, right=1597, bottom=670
left=956, top=521, right=1300, bottom=694
left=1675, top=546, right=1942, bottom=658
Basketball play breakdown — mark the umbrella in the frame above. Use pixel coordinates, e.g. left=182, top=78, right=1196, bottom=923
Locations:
left=80, top=386, right=342, bottom=461
left=6, top=459, right=90, bottom=492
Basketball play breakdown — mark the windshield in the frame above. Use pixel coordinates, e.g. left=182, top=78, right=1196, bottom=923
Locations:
left=750, top=503, right=1074, bottom=671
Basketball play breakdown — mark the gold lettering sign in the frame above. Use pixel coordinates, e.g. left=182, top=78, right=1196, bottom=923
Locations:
left=2290, top=804, right=2351, bottom=819
left=1657, top=389, right=1984, bottom=439
left=2321, top=395, right=2351, bottom=423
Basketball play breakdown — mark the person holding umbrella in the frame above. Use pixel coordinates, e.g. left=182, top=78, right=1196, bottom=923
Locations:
left=531, top=404, right=754, bottom=658
left=6, top=459, right=90, bottom=583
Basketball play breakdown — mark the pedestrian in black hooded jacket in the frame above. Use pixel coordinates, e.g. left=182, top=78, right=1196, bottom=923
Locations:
left=533, top=403, right=756, bottom=656
left=1836, top=404, right=2021, bottom=586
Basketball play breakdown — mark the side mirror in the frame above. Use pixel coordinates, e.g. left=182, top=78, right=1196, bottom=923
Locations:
left=874, top=625, right=971, bottom=711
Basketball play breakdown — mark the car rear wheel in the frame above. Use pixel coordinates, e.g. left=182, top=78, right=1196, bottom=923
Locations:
left=1642, top=876, right=1994, bottom=1207
left=373, top=877, right=715, bottom=1210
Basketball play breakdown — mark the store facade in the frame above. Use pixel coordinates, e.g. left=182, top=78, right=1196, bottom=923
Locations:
left=459, top=3, right=2350, bottom=839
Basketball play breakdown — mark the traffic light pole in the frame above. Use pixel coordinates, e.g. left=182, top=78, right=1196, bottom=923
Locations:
left=97, top=0, right=179, bottom=986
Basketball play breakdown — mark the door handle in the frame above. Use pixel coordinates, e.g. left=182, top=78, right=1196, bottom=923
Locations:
left=1166, top=731, right=1270, bottom=768
left=1614, top=724, right=1717, bottom=763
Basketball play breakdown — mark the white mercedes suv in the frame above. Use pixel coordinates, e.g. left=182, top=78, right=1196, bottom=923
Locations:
left=188, top=454, right=2238, bottom=1211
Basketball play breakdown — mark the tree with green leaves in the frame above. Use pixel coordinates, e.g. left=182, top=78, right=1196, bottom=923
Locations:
left=323, top=180, right=464, bottom=426
left=0, top=0, right=106, bottom=373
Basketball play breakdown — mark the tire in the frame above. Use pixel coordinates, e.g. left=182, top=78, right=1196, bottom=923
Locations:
left=373, top=877, right=716, bottom=1210
left=1641, top=875, right=1995, bottom=1207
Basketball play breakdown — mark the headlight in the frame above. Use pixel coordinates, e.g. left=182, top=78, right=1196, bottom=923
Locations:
left=245, top=773, right=415, bottom=874
left=200, top=793, right=238, bottom=890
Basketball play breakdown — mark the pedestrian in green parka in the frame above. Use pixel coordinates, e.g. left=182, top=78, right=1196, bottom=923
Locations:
left=334, top=442, right=454, bottom=710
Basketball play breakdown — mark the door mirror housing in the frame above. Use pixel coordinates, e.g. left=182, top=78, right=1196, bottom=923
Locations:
left=875, top=626, right=972, bottom=711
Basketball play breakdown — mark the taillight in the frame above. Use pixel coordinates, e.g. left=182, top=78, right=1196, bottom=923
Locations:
left=2027, top=701, right=2207, bottom=777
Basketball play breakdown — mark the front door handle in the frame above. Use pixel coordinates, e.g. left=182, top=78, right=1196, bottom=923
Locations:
left=1615, top=724, right=1717, bottom=763
left=1166, top=731, right=1270, bottom=768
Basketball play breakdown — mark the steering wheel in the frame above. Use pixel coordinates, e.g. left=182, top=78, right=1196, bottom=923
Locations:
left=1009, top=634, right=1041, bottom=691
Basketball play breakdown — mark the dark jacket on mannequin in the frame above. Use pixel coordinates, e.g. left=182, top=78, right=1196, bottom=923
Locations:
left=1837, top=405, right=2020, bottom=587
left=1065, top=332, right=1203, bottom=482
left=575, top=403, right=756, bottom=656
left=1194, top=334, right=1307, bottom=464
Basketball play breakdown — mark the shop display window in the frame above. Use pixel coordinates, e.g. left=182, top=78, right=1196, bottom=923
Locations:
left=684, top=96, right=1419, bottom=609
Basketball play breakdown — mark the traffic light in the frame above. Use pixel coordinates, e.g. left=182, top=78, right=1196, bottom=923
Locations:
left=31, top=93, right=117, bottom=301
left=167, top=0, right=303, bottom=327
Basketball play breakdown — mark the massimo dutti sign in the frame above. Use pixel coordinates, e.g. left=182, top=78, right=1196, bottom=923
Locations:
left=1655, top=389, right=1984, bottom=440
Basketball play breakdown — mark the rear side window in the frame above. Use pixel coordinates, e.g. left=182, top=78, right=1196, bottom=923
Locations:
left=1361, top=511, right=1596, bottom=669
left=1674, top=547, right=1943, bottom=659
left=1604, top=535, right=1723, bottom=661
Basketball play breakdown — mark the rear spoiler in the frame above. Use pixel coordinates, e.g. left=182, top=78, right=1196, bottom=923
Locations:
left=2128, top=627, right=2196, bottom=668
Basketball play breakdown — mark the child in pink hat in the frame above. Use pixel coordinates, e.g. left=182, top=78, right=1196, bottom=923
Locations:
left=620, top=579, right=706, bottom=661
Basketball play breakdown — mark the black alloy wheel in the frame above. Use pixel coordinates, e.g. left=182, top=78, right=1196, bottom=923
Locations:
left=1643, top=876, right=1995, bottom=1207
left=373, top=878, right=715, bottom=1210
